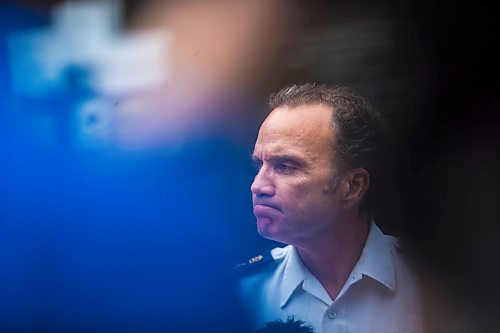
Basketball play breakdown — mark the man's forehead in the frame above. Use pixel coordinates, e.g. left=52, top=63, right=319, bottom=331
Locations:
left=253, top=141, right=302, bottom=157
left=253, top=111, right=334, bottom=163
left=256, top=105, right=333, bottom=145
left=252, top=143, right=314, bottom=166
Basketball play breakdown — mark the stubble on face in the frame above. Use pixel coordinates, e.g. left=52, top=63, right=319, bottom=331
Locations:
left=251, top=104, right=344, bottom=246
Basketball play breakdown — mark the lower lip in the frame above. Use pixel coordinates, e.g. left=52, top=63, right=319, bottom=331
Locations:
left=253, top=204, right=280, bottom=217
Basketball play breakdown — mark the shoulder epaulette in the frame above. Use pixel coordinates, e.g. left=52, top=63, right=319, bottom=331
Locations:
left=234, top=251, right=275, bottom=275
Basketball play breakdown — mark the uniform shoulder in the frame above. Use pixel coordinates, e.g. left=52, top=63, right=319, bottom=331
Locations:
left=234, top=245, right=290, bottom=276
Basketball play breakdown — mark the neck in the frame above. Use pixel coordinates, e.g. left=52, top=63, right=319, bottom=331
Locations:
left=295, top=214, right=370, bottom=301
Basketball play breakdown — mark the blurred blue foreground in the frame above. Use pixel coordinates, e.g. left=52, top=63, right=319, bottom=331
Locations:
left=0, top=2, right=261, bottom=332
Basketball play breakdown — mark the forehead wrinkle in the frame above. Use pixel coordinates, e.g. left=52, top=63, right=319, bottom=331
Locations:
left=253, top=140, right=324, bottom=166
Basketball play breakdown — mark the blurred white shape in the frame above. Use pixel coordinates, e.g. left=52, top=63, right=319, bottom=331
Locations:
left=8, top=0, right=171, bottom=96
left=90, top=29, right=171, bottom=95
left=52, top=0, right=121, bottom=64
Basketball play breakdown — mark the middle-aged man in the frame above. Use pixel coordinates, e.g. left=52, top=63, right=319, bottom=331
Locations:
left=238, top=83, right=423, bottom=333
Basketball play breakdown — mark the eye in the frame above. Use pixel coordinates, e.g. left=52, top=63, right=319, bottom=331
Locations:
left=251, top=158, right=263, bottom=171
left=275, top=162, right=296, bottom=174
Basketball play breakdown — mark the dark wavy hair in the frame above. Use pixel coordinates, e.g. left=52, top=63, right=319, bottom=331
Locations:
left=268, top=83, right=385, bottom=214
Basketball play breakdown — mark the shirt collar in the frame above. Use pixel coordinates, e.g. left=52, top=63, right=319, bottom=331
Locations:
left=351, top=221, right=396, bottom=292
left=280, top=246, right=307, bottom=308
left=279, top=222, right=396, bottom=307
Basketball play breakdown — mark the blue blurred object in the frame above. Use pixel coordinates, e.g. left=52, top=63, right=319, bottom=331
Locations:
left=1, top=139, right=256, bottom=332
left=0, top=3, right=260, bottom=332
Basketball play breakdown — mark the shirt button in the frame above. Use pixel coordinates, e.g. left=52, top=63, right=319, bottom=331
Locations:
left=328, top=311, right=337, bottom=319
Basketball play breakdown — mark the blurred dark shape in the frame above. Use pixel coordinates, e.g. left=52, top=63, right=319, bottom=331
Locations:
left=402, top=75, right=500, bottom=333
left=395, top=1, right=500, bottom=332
left=256, top=317, right=315, bottom=333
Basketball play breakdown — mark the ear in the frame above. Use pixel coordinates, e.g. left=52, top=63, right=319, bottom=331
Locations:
left=341, top=168, right=370, bottom=209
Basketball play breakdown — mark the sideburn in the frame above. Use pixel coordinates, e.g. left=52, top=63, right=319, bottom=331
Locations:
left=323, top=171, right=343, bottom=194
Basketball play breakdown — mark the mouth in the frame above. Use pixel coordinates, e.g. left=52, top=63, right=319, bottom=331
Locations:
left=253, top=203, right=282, bottom=218
left=252, top=197, right=281, bottom=209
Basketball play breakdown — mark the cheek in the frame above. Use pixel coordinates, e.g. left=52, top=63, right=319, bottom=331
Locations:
left=277, top=175, right=332, bottom=210
left=297, top=183, right=335, bottom=212
left=282, top=185, right=316, bottom=214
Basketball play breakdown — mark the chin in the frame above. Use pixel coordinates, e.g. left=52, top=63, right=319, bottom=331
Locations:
left=256, top=221, right=288, bottom=244
left=256, top=223, right=271, bottom=239
left=256, top=218, right=277, bottom=239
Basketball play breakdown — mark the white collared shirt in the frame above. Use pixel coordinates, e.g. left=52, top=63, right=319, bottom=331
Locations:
left=239, top=223, right=423, bottom=333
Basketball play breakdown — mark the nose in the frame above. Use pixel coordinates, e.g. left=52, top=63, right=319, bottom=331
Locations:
left=250, top=168, right=275, bottom=197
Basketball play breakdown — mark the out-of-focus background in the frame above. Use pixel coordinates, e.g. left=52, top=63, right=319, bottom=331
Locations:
left=1, top=0, right=499, bottom=332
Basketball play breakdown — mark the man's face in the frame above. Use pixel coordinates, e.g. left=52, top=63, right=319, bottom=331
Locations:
left=251, top=104, right=344, bottom=246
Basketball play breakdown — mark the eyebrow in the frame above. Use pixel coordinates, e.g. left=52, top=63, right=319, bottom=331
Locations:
left=250, top=155, right=261, bottom=164
left=251, top=154, right=306, bottom=166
